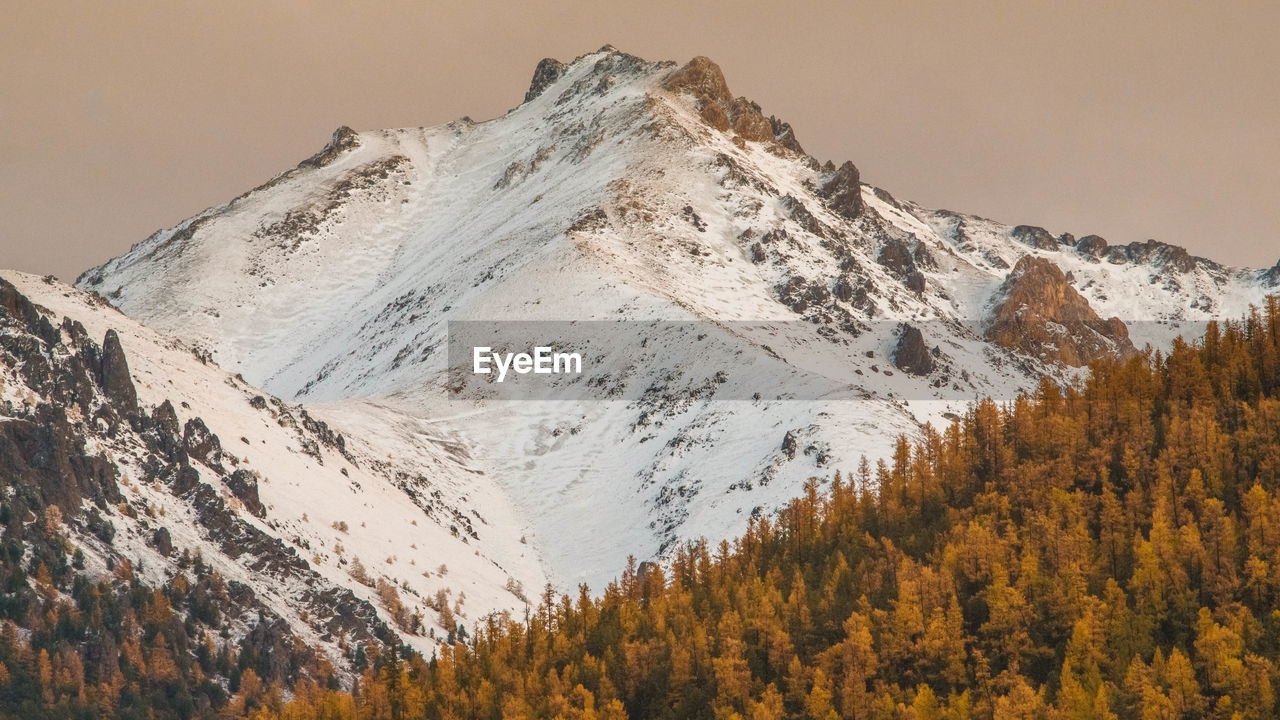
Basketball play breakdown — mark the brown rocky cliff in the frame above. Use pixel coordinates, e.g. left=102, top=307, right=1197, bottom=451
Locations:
left=985, top=256, right=1136, bottom=367
left=662, top=56, right=804, bottom=154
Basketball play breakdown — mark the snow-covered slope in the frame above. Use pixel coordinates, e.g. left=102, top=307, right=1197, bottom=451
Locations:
left=1, top=271, right=543, bottom=660
left=77, top=47, right=1279, bottom=593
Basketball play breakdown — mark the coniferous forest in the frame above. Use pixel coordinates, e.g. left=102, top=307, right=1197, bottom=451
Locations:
left=7, top=300, right=1280, bottom=718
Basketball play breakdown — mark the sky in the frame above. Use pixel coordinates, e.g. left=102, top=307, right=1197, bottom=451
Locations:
left=3, top=0, right=1277, bottom=280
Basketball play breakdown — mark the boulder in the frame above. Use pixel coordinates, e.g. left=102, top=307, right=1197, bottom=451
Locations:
left=893, top=325, right=935, bottom=376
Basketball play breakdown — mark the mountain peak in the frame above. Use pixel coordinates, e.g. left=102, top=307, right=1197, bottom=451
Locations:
left=524, top=58, right=569, bottom=103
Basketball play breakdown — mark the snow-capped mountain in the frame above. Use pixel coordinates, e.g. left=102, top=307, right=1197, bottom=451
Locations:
left=69, top=45, right=1277, bottom=612
left=0, top=272, right=543, bottom=664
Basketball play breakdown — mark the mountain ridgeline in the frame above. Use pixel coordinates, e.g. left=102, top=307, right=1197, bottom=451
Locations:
left=68, top=46, right=1280, bottom=604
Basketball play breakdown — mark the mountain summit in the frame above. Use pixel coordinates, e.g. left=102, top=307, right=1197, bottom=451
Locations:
left=70, top=46, right=1276, bottom=613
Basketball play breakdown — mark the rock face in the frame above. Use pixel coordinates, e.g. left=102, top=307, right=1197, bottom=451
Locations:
left=298, top=126, right=360, bottom=170
left=1011, top=225, right=1058, bottom=251
left=99, top=330, right=139, bottom=415
left=1123, top=239, right=1199, bottom=274
left=663, top=56, right=803, bottom=153
left=183, top=417, right=224, bottom=473
left=877, top=238, right=926, bottom=294
left=226, top=469, right=267, bottom=518
left=985, top=256, right=1136, bottom=367
left=819, top=161, right=863, bottom=220
left=1075, top=234, right=1108, bottom=258
left=525, top=58, right=569, bottom=102
left=893, top=325, right=935, bottom=376
left=0, top=274, right=400, bottom=670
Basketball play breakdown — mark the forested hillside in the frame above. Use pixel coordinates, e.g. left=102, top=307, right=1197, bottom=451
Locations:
left=8, top=299, right=1280, bottom=718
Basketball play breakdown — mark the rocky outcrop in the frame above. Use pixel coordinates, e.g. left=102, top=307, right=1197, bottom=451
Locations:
left=99, top=330, right=139, bottom=415
left=985, top=256, right=1135, bottom=367
left=877, top=238, right=926, bottom=295
left=298, top=126, right=359, bottom=170
left=663, top=56, right=803, bottom=153
left=780, top=195, right=829, bottom=238
left=769, top=116, right=804, bottom=154
left=893, top=325, right=935, bottom=376
left=781, top=430, right=798, bottom=459
left=819, top=161, right=863, bottom=220
left=778, top=276, right=831, bottom=314
left=664, top=56, right=732, bottom=109
left=525, top=58, right=569, bottom=102
left=1123, top=239, right=1199, bottom=274
left=183, top=417, right=224, bottom=473
left=153, top=526, right=173, bottom=556
left=1075, top=234, right=1108, bottom=258
left=1011, top=225, right=1058, bottom=251
left=225, top=469, right=267, bottom=518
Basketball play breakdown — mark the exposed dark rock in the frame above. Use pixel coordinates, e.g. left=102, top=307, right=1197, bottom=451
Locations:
left=99, top=330, right=139, bottom=415
left=833, top=276, right=854, bottom=302
left=768, top=116, right=804, bottom=154
left=145, top=400, right=186, bottom=464
left=878, top=238, right=914, bottom=275
left=153, top=399, right=180, bottom=437
left=869, top=187, right=897, bottom=210
left=877, top=238, right=926, bottom=295
left=0, top=277, right=59, bottom=347
left=819, top=161, right=863, bottom=220
left=1123, top=239, right=1200, bottom=273
left=153, top=526, right=173, bottom=556
left=893, top=325, right=935, bottom=376
left=525, top=58, right=569, bottom=102
left=1105, top=247, right=1130, bottom=265
left=298, top=126, right=360, bottom=170
left=985, top=256, right=1136, bottom=366
left=1057, top=233, right=1076, bottom=247
left=171, top=464, right=200, bottom=495
left=750, top=242, right=766, bottom=264
left=60, top=316, right=89, bottom=346
left=0, top=405, right=122, bottom=515
left=777, top=276, right=830, bottom=314
left=781, top=431, right=797, bottom=459
left=1011, top=225, right=1058, bottom=251
left=183, top=417, right=224, bottom=473
left=225, top=469, right=267, bottom=518
left=904, top=270, right=927, bottom=295
left=1076, top=234, right=1109, bottom=257
left=780, top=195, right=827, bottom=238
left=681, top=205, right=707, bottom=232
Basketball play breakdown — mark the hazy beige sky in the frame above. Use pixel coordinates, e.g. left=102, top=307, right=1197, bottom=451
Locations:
left=3, top=0, right=1277, bottom=280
